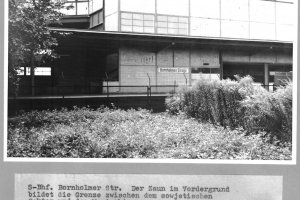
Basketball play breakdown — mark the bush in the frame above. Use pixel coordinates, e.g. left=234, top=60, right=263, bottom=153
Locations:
left=166, top=76, right=293, bottom=142
left=7, top=108, right=291, bottom=159
left=166, top=77, right=249, bottom=127
left=241, top=82, right=292, bottom=142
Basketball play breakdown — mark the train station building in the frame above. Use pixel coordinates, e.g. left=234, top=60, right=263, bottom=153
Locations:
left=17, top=0, right=295, bottom=95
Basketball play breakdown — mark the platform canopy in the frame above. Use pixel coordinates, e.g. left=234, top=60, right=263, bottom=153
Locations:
left=51, top=28, right=293, bottom=54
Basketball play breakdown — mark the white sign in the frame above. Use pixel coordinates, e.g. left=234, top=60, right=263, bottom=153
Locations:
left=15, top=174, right=282, bottom=200
left=158, top=67, right=189, bottom=73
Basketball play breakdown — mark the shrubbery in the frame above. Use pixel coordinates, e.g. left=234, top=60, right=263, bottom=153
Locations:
left=7, top=107, right=291, bottom=159
left=166, top=76, right=293, bottom=142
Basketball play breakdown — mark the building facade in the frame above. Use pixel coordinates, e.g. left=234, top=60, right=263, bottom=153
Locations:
left=17, top=0, right=295, bottom=95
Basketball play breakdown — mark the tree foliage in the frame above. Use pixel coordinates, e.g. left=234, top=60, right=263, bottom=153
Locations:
left=8, top=0, right=65, bottom=95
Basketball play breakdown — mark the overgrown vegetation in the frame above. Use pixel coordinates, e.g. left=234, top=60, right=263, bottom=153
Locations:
left=8, top=107, right=291, bottom=159
left=166, top=76, right=292, bottom=143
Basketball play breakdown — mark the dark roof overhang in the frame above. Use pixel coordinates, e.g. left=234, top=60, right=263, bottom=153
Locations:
left=50, top=28, right=293, bottom=54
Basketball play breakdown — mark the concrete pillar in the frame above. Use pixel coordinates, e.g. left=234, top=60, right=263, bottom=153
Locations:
left=264, top=63, right=269, bottom=90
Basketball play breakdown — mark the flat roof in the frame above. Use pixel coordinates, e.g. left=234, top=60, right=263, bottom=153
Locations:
left=50, top=28, right=293, bottom=53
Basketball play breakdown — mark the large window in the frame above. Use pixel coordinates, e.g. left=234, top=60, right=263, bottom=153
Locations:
left=61, top=0, right=89, bottom=15
left=157, top=15, right=188, bottom=35
left=121, top=12, right=155, bottom=33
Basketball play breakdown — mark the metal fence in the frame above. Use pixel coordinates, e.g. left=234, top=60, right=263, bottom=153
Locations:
left=11, top=83, right=278, bottom=98
left=12, top=85, right=182, bottom=98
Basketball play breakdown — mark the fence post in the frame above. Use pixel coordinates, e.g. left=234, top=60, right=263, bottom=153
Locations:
left=174, top=80, right=176, bottom=95
left=105, top=72, right=109, bottom=98
left=147, top=86, right=151, bottom=109
left=106, top=81, right=109, bottom=98
left=183, top=72, right=187, bottom=87
left=147, top=73, right=151, bottom=86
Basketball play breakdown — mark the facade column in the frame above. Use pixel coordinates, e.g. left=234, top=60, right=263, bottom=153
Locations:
left=264, top=63, right=269, bottom=90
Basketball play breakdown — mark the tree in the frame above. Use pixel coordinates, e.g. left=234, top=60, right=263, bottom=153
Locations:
left=8, top=0, right=65, bottom=96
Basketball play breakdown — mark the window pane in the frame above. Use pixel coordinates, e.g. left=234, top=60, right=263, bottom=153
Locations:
left=191, top=0, right=220, bottom=19
left=191, top=17, right=220, bottom=37
left=221, top=20, right=249, bottom=39
left=121, top=25, right=133, bottom=32
left=250, top=22, right=275, bottom=40
left=26, top=67, right=31, bottom=75
left=121, top=19, right=132, bottom=25
left=61, top=3, right=76, bottom=15
left=121, top=12, right=155, bottom=33
left=133, top=14, right=143, bottom=20
left=144, top=15, right=154, bottom=20
left=157, top=28, right=168, bottom=34
left=157, top=21, right=167, bottom=27
left=77, top=2, right=89, bottom=15
left=178, top=29, right=188, bottom=35
left=16, top=67, right=24, bottom=76
left=168, top=16, right=178, bottom=23
left=121, top=0, right=155, bottom=13
left=122, top=13, right=132, bottom=19
left=144, top=27, right=155, bottom=33
left=221, top=0, right=248, bottom=21
left=133, top=20, right=143, bottom=26
left=168, top=28, right=178, bottom=34
left=26, top=67, right=51, bottom=76
left=178, top=23, right=188, bottom=29
left=157, top=0, right=189, bottom=16
left=178, top=17, right=188, bottom=23
left=250, top=0, right=275, bottom=23
left=35, top=67, right=51, bottom=76
left=133, top=26, right=144, bottom=32
left=144, top=20, right=154, bottom=27
left=168, top=22, right=178, bottom=29
left=157, top=15, right=167, bottom=21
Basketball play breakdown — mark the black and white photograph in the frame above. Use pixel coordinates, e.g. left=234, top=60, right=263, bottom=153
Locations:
left=5, top=0, right=297, bottom=161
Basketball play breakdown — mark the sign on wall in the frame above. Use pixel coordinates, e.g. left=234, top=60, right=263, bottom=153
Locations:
left=158, top=67, right=189, bottom=73
left=120, top=48, right=156, bottom=66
